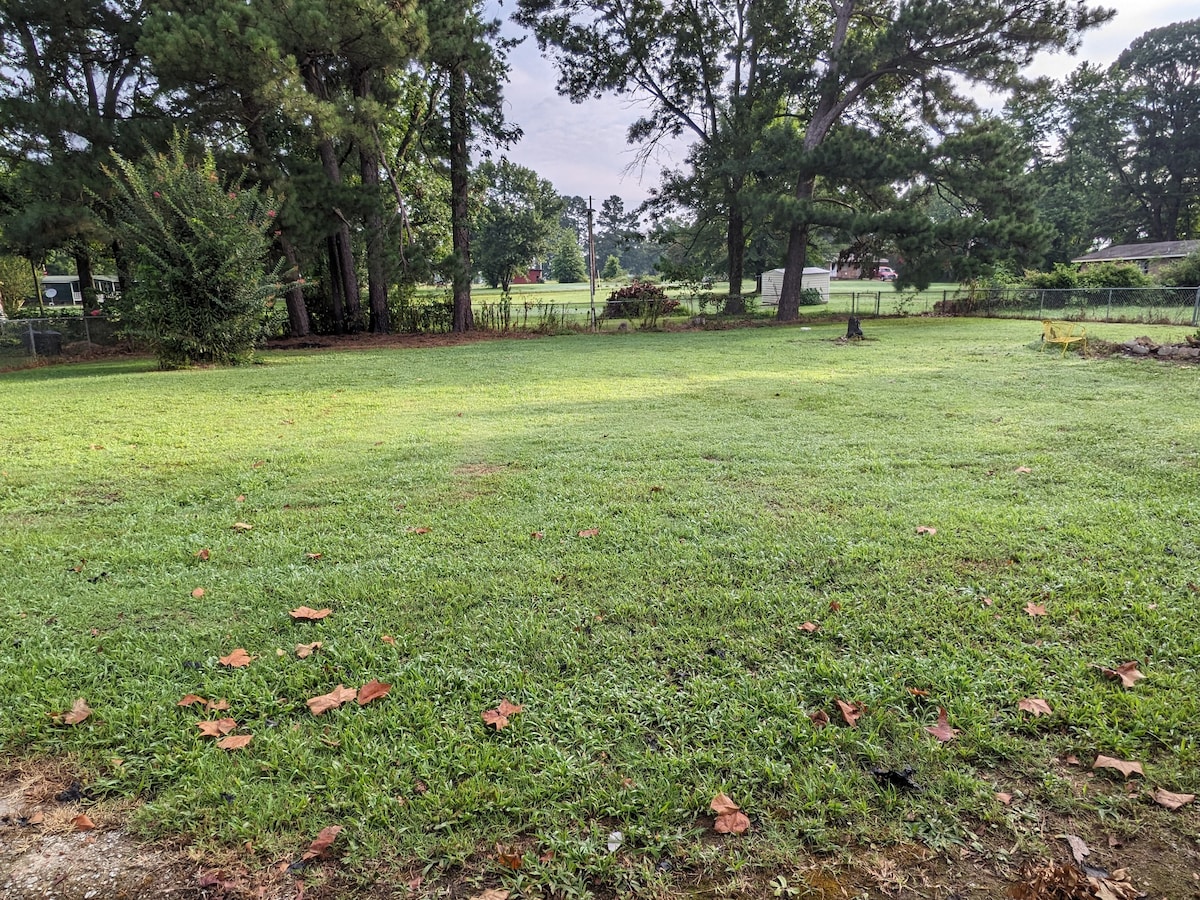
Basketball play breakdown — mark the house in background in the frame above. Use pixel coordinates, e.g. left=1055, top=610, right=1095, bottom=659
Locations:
left=509, top=264, right=544, bottom=285
left=1072, top=240, right=1200, bottom=275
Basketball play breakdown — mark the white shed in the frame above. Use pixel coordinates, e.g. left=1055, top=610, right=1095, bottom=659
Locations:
left=759, top=267, right=830, bottom=306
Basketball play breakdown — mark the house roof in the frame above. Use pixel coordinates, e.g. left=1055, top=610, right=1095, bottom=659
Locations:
left=1072, top=240, right=1200, bottom=263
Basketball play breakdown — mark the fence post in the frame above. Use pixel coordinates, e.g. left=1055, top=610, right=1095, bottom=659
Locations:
left=82, top=315, right=91, bottom=347
left=1038, top=290, right=1044, bottom=318
left=27, top=322, right=36, bottom=359
left=1192, top=287, right=1200, bottom=327
left=1106, top=289, right=1112, bottom=322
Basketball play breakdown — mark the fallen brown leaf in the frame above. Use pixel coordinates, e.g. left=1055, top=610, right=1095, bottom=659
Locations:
left=799, top=621, right=819, bottom=632
left=1060, top=833, right=1090, bottom=865
left=1024, top=602, right=1047, bottom=617
left=995, top=792, right=1012, bottom=805
left=495, top=844, right=523, bottom=869
left=191, top=587, right=206, bottom=599
left=305, top=552, right=323, bottom=560
left=1014, top=466, right=1033, bottom=474
left=808, top=709, right=829, bottom=729
left=295, top=642, right=322, bottom=659
left=482, top=699, right=524, bottom=730
left=216, top=734, right=252, bottom=751
left=578, top=528, right=600, bottom=537
left=302, top=825, right=343, bottom=861
left=1093, top=755, right=1144, bottom=779
left=915, top=525, right=937, bottom=535
left=219, top=648, right=253, bottom=668
left=1152, top=788, right=1194, bottom=810
left=27, top=810, right=44, bottom=825
left=1018, top=697, right=1053, bottom=717
left=381, top=635, right=396, bottom=645
left=71, top=814, right=95, bottom=831
left=357, top=680, right=391, bottom=706
left=197, top=718, right=237, bottom=737
left=61, top=698, right=92, bottom=725
left=908, top=688, right=930, bottom=697
left=406, top=526, right=431, bottom=534
left=531, top=531, right=544, bottom=539
left=710, top=794, right=750, bottom=834
left=307, top=685, right=357, bottom=715
left=828, top=601, right=842, bottom=612
left=835, top=699, right=862, bottom=727
left=207, top=699, right=230, bottom=711
left=232, top=522, right=252, bottom=532
left=924, top=707, right=960, bottom=742
left=195, top=548, right=210, bottom=561
left=177, top=694, right=207, bottom=707
left=289, top=606, right=332, bottom=621
left=1093, top=661, right=1146, bottom=689
left=469, top=890, right=509, bottom=900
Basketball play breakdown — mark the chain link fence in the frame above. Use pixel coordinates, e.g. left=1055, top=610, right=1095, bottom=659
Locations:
left=845, top=286, right=1200, bottom=325
left=0, top=316, right=122, bottom=369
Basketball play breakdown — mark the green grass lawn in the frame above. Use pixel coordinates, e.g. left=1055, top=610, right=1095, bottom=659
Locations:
left=2, top=318, right=1198, bottom=896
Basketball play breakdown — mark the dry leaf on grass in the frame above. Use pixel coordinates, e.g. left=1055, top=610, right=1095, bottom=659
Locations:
left=71, top=814, right=95, bottom=831
left=59, top=698, right=92, bottom=725
left=531, top=531, right=544, bottom=539
left=1152, top=789, right=1194, bottom=810
left=995, top=792, right=1013, bottom=805
left=1024, top=603, right=1047, bottom=617
left=232, top=522, right=252, bottom=532
left=924, top=707, right=960, bottom=743
left=406, top=526, right=431, bottom=534
left=1018, top=697, right=1053, bottom=717
left=835, top=699, right=862, bottom=727
left=915, top=525, right=937, bottom=535
left=357, top=680, right=391, bottom=706
left=1060, top=833, right=1090, bottom=865
left=191, top=587, right=206, bottom=599
left=469, top=890, right=510, bottom=900
left=307, top=686, right=357, bottom=715
left=577, top=528, right=600, bottom=537
left=295, top=642, right=322, bottom=659
left=809, top=709, right=830, bottom=729
left=178, top=694, right=207, bottom=707
left=482, top=699, right=524, bottom=730
left=289, top=606, right=332, bottom=621
left=195, top=548, right=210, bottom=561
left=219, top=648, right=253, bottom=668
left=305, top=552, right=323, bottom=560
left=1014, top=466, right=1033, bottom=474
left=495, top=844, right=523, bottom=869
left=381, top=635, right=395, bottom=645
left=1093, top=755, right=1144, bottom=778
left=197, top=718, right=237, bottom=737
left=1093, top=661, right=1146, bottom=688
left=302, top=825, right=343, bottom=860
left=799, top=621, right=819, bottom=632
left=216, top=734, right=252, bottom=751
left=710, top=793, right=750, bottom=834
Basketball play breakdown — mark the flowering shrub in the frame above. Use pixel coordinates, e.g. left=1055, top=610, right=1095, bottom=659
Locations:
left=100, top=132, right=284, bottom=368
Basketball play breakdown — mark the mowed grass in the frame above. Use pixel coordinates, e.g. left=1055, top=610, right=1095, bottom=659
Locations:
left=1, top=317, right=1198, bottom=894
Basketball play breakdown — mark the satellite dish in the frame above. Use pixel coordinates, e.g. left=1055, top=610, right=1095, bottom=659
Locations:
left=44, top=288, right=57, bottom=298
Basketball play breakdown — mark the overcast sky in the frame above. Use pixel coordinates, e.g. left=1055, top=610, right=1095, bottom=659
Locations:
left=489, top=0, right=1188, bottom=206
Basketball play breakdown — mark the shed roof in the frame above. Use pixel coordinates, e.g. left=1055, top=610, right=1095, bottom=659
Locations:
left=1072, top=240, right=1200, bottom=263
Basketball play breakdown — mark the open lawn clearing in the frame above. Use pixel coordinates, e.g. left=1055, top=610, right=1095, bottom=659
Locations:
left=1, top=317, right=1198, bottom=898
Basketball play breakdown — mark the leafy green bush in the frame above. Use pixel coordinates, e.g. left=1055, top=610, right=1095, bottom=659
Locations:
left=1078, top=262, right=1152, bottom=289
left=100, top=133, right=284, bottom=368
left=1024, top=263, right=1080, bottom=289
left=798, top=288, right=825, bottom=306
left=1158, top=251, right=1200, bottom=287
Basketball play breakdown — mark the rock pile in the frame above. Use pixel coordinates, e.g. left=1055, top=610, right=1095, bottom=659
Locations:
left=1120, top=335, right=1200, bottom=360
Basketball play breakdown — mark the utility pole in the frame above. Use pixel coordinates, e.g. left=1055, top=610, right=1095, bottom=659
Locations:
left=588, top=196, right=597, bottom=330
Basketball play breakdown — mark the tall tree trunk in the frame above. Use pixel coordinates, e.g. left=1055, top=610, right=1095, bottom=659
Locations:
left=73, top=247, right=98, bottom=313
left=725, top=180, right=746, bottom=314
left=777, top=178, right=815, bottom=321
left=316, top=137, right=364, bottom=332
left=449, top=62, right=473, bottom=333
left=327, top=236, right=345, bottom=330
left=110, top=240, right=132, bottom=298
left=355, top=71, right=390, bottom=334
left=246, top=115, right=310, bottom=337
left=279, top=232, right=311, bottom=337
